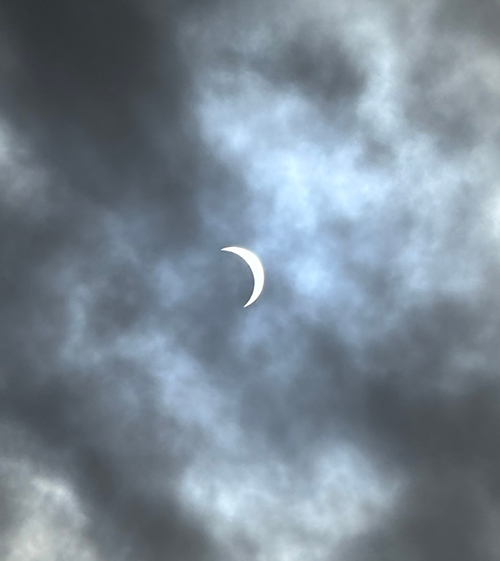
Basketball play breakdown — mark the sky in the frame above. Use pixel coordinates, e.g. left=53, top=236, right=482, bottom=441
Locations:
left=1, top=0, right=500, bottom=559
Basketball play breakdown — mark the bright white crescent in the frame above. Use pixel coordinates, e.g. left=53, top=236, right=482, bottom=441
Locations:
left=221, top=246, right=265, bottom=308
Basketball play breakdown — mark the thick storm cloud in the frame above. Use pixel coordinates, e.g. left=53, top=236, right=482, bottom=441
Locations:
left=1, top=0, right=500, bottom=560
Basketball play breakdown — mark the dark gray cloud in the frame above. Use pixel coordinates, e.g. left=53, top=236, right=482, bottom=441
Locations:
left=0, top=0, right=500, bottom=560
left=0, top=0, right=227, bottom=559
left=244, top=25, right=366, bottom=117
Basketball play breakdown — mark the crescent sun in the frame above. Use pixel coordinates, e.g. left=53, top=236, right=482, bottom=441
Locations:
left=221, top=246, right=265, bottom=308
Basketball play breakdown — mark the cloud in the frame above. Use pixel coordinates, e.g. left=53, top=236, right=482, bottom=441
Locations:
left=1, top=0, right=500, bottom=560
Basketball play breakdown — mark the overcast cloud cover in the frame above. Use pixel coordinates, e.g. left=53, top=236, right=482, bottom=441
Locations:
left=1, top=0, right=500, bottom=559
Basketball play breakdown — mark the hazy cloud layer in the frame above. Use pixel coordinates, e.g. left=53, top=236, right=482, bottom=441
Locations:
left=1, top=0, right=500, bottom=560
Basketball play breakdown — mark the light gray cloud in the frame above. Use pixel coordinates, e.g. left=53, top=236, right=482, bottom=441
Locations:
left=1, top=0, right=500, bottom=560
